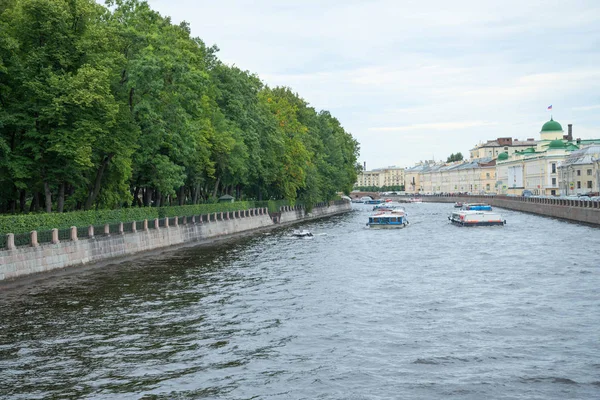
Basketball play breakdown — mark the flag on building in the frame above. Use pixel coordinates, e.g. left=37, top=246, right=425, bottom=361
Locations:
left=547, top=105, right=552, bottom=110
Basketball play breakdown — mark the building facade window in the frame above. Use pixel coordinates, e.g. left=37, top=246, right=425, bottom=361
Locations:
left=552, top=177, right=556, bottom=186
left=588, top=181, right=593, bottom=189
left=577, top=170, right=581, bottom=176
left=551, top=163, right=556, bottom=173
left=587, top=169, right=592, bottom=176
left=577, top=181, right=581, bottom=189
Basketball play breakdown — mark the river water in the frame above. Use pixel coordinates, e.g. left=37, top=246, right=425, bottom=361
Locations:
left=1, top=203, right=599, bottom=399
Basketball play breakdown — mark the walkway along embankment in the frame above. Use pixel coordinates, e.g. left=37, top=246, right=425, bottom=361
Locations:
left=0, top=201, right=351, bottom=282
left=409, top=195, right=600, bottom=226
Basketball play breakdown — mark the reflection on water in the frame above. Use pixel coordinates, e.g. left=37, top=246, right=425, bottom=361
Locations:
left=1, top=203, right=599, bottom=399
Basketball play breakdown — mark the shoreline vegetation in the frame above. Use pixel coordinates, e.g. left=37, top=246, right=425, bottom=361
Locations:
left=0, top=0, right=360, bottom=218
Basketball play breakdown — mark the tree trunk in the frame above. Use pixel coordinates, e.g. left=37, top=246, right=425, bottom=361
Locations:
left=19, top=190, right=26, bottom=213
left=212, top=176, right=220, bottom=199
left=132, top=186, right=140, bottom=207
left=144, top=188, right=152, bottom=207
left=29, top=192, right=37, bottom=212
left=155, top=190, right=161, bottom=208
left=85, top=154, right=113, bottom=210
left=57, top=182, right=65, bottom=212
left=179, top=186, right=185, bottom=205
left=43, top=182, right=52, bottom=212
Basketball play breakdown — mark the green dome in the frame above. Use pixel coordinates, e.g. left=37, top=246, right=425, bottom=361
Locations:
left=548, top=139, right=566, bottom=149
left=497, top=152, right=509, bottom=161
left=541, top=117, right=563, bottom=132
left=523, top=147, right=535, bottom=153
left=566, top=144, right=579, bottom=151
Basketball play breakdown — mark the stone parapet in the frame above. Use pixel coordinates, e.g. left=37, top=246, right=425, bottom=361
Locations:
left=0, top=202, right=352, bottom=282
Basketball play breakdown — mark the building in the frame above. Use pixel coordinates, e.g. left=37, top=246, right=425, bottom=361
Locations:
left=558, top=145, right=600, bottom=195
left=495, top=118, right=581, bottom=195
left=470, top=137, right=537, bottom=160
left=355, top=166, right=405, bottom=189
left=405, top=159, right=496, bottom=194
left=404, top=162, right=434, bottom=193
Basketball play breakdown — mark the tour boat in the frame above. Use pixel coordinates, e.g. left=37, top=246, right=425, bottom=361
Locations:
left=448, top=210, right=506, bottom=227
left=454, top=202, right=463, bottom=208
left=461, top=203, right=492, bottom=211
left=365, top=199, right=384, bottom=205
left=409, top=197, right=423, bottom=203
left=367, top=209, right=409, bottom=229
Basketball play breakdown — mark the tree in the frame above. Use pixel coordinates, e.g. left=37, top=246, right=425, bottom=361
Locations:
left=447, top=152, right=464, bottom=162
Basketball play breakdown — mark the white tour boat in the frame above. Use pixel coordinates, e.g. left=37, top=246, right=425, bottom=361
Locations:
left=367, top=209, right=409, bottom=229
left=449, top=210, right=506, bottom=227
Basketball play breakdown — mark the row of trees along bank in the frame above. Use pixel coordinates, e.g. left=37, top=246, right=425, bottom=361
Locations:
left=0, top=0, right=360, bottom=215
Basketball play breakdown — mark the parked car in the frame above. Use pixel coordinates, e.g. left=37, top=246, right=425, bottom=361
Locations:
left=522, top=190, right=533, bottom=197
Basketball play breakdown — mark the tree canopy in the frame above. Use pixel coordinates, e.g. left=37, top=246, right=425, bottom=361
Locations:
left=0, top=0, right=360, bottom=213
left=446, top=152, right=464, bottom=162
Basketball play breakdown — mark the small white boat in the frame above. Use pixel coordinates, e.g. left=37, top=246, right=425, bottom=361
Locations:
left=449, top=210, right=506, bottom=227
left=409, top=197, right=423, bottom=203
left=291, top=229, right=313, bottom=237
left=367, top=209, right=409, bottom=229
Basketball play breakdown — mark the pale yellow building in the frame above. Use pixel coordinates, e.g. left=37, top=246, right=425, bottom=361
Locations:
left=355, top=166, right=405, bottom=188
left=404, top=162, right=432, bottom=193
left=356, top=170, right=383, bottom=187
left=405, top=160, right=496, bottom=194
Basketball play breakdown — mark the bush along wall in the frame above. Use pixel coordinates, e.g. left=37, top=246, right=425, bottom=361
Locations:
left=0, top=201, right=306, bottom=235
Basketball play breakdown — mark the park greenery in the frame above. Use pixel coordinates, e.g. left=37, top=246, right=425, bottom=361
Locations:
left=354, top=185, right=404, bottom=193
left=0, top=0, right=360, bottom=216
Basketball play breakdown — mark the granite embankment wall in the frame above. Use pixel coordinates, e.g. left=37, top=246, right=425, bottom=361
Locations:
left=415, top=195, right=600, bottom=225
left=0, top=202, right=350, bottom=282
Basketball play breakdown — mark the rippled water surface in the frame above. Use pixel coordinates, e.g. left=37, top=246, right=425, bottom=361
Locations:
left=1, top=203, right=600, bottom=399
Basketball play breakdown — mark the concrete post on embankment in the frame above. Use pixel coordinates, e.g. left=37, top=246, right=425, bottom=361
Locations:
left=0, top=201, right=352, bottom=283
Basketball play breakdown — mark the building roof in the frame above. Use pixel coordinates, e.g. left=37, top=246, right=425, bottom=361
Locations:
left=541, top=117, right=563, bottom=132
left=560, top=145, right=600, bottom=166
left=497, top=152, right=509, bottom=161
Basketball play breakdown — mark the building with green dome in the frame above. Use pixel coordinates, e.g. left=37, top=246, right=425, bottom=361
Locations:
left=399, top=116, right=600, bottom=196
left=540, top=117, right=564, bottom=141
left=494, top=117, right=586, bottom=196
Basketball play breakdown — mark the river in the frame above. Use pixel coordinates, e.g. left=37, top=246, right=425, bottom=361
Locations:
left=1, top=203, right=599, bottom=399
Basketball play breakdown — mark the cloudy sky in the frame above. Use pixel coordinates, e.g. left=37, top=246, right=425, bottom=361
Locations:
left=146, top=0, right=600, bottom=169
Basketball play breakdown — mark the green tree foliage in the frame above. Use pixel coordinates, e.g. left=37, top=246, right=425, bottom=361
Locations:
left=446, top=152, right=464, bottom=162
left=0, top=0, right=359, bottom=215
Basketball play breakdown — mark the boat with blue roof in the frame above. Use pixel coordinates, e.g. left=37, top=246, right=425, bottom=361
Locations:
left=461, top=203, right=492, bottom=211
left=367, top=209, right=409, bottom=229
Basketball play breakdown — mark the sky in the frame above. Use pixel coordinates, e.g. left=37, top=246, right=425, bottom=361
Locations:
left=145, top=0, right=600, bottom=169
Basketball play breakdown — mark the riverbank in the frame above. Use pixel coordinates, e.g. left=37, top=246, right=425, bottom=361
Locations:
left=0, top=201, right=351, bottom=283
